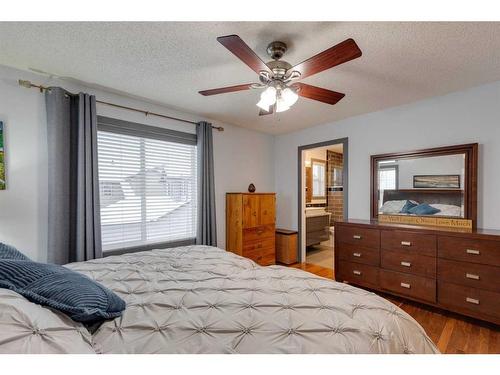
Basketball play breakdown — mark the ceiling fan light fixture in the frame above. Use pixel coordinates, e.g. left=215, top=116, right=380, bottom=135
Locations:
left=282, top=87, right=299, bottom=107
left=256, top=98, right=271, bottom=111
left=261, top=86, right=277, bottom=104
left=275, top=97, right=290, bottom=113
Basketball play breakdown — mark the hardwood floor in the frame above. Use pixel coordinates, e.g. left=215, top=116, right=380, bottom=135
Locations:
left=287, top=262, right=499, bottom=354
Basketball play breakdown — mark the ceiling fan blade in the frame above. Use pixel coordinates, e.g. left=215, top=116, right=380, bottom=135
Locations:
left=294, top=83, right=345, bottom=105
left=290, top=38, right=362, bottom=79
left=259, top=104, right=274, bottom=116
left=199, top=83, right=254, bottom=96
left=217, top=35, right=272, bottom=75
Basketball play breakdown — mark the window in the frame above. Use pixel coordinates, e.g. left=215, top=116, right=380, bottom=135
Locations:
left=311, top=159, right=326, bottom=198
left=378, top=165, right=398, bottom=207
left=97, top=117, right=197, bottom=252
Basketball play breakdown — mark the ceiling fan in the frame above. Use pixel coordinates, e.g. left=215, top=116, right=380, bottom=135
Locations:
left=199, top=35, right=362, bottom=115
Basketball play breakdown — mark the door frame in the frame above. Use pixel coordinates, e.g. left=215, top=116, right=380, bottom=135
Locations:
left=297, top=137, right=349, bottom=263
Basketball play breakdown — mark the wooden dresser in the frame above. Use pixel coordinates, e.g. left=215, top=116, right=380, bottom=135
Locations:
left=226, top=193, right=276, bottom=266
left=335, top=220, right=500, bottom=325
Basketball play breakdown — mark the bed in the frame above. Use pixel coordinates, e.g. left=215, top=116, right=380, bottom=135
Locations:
left=380, top=189, right=464, bottom=217
left=0, top=245, right=438, bottom=354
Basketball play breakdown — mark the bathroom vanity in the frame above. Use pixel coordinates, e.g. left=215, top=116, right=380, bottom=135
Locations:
left=305, top=208, right=331, bottom=246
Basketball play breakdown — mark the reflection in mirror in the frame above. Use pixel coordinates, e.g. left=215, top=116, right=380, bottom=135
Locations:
left=311, top=159, right=326, bottom=199
left=376, top=153, right=465, bottom=218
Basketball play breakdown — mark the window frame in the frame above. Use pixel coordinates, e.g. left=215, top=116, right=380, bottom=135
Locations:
left=96, top=116, right=198, bottom=256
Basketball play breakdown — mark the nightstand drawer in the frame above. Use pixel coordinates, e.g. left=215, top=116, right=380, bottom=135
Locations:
left=381, top=249, right=436, bottom=278
left=381, top=230, right=436, bottom=256
left=337, top=261, right=379, bottom=289
left=437, top=258, right=500, bottom=293
left=337, top=242, right=380, bottom=266
left=336, top=226, right=380, bottom=249
left=380, top=269, right=436, bottom=303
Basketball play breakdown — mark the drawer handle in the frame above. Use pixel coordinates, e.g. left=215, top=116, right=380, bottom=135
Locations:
left=466, top=273, right=480, bottom=280
left=353, top=235, right=362, bottom=240
left=466, top=249, right=480, bottom=255
left=352, top=252, right=362, bottom=257
left=466, top=297, right=480, bottom=305
left=353, top=270, right=362, bottom=276
left=256, top=230, right=263, bottom=235
left=400, top=282, right=411, bottom=289
left=401, top=241, right=412, bottom=247
left=400, top=261, right=411, bottom=267
left=257, top=244, right=263, bottom=249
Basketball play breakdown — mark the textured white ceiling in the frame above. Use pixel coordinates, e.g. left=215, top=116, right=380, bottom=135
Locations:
left=1, top=22, right=500, bottom=135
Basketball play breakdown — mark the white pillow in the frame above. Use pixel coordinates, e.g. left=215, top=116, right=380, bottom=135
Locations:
left=429, top=204, right=462, bottom=217
left=380, top=200, right=408, bottom=214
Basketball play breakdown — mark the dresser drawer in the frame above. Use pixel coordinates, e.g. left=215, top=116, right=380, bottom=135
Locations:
left=380, top=269, right=436, bottom=303
left=438, top=281, right=500, bottom=321
left=337, top=242, right=380, bottom=266
left=337, top=261, right=379, bottom=289
left=243, top=225, right=275, bottom=242
left=437, top=258, right=500, bottom=293
left=336, top=226, right=380, bottom=249
left=243, top=245, right=275, bottom=266
left=381, top=250, right=436, bottom=278
left=381, top=230, right=436, bottom=256
left=438, top=236, right=500, bottom=266
left=243, top=238, right=275, bottom=253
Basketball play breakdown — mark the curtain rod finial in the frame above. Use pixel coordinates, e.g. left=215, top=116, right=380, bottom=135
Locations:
left=18, top=79, right=33, bottom=89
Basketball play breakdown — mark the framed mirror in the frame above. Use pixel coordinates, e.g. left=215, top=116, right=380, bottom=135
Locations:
left=311, top=158, right=326, bottom=199
left=370, top=143, right=478, bottom=225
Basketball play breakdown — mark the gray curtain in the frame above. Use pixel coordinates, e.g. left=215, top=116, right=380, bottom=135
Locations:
left=45, top=87, right=102, bottom=264
left=196, top=121, right=217, bottom=246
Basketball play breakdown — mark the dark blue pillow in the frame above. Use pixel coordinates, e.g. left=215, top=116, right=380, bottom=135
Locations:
left=0, top=242, right=31, bottom=261
left=400, top=200, right=418, bottom=214
left=408, top=203, right=441, bottom=216
left=0, top=259, right=126, bottom=322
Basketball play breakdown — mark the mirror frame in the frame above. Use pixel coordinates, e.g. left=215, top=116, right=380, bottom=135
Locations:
left=370, top=143, right=478, bottom=225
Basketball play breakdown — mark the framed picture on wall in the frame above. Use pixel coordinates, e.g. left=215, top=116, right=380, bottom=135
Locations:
left=413, top=174, right=460, bottom=189
left=0, top=122, right=5, bottom=190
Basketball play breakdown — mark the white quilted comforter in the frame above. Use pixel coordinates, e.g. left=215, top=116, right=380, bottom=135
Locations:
left=0, top=245, right=438, bottom=354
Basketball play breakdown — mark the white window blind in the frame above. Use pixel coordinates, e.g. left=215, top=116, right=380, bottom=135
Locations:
left=97, top=117, right=197, bottom=252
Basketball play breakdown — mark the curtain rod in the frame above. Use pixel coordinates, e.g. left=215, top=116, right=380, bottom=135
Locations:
left=18, top=79, right=224, bottom=132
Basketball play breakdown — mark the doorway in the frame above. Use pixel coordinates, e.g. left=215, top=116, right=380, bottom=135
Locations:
left=297, top=138, right=348, bottom=274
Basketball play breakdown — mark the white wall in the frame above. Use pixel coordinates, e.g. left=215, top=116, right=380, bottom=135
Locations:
left=0, top=64, right=274, bottom=260
left=275, top=80, right=500, bottom=231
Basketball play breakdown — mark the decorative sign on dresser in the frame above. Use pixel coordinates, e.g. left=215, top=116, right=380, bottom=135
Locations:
left=334, top=220, right=500, bottom=325
left=226, top=193, right=276, bottom=266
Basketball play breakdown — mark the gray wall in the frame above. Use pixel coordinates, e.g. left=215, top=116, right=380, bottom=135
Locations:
left=395, top=154, right=465, bottom=189
left=274, top=80, right=500, bottom=230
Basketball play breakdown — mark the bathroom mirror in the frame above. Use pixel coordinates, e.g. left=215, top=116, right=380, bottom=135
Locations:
left=311, top=158, right=326, bottom=199
left=370, top=143, right=478, bottom=224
